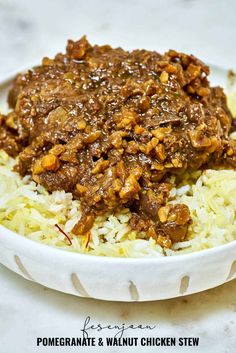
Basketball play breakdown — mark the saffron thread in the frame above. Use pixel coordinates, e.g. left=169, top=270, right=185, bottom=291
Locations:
left=55, top=224, right=72, bottom=246
left=85, top=232, right=90, bottom=248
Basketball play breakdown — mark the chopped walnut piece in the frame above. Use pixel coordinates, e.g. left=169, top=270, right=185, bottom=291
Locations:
left=171, top=158, right=183, bottom=168
left=186, top=63, right=201, bottom=80
left=160, top=71, right=169, bottom=84
left=152, top=127, right=172, bottom=141
left=117, top=110, right=138, bottom=129
left=92, top=158, right=109, bottom=174
left=126, top=141, right=139, bottom=154
left=196, top=87, right=210, bottom=96
left=134, top=125, right=145, bottom=134
left=67, top=36, right=91, bottom=60
left=42, top=57, right=54, bottom=66
left=165, top=64, right=177, bottom=74
left=227, top=148, right=234, bottom=156
left=188, top=130, right=211, bottom=148
left=32, top=159, right=44, bottom=175
left=76, top=183, right=88, bottom=194
left=145, top=137, right=159, bottom=154
left=112, top=178, right=123, bottom=192
left=47, top=107, right=68, bottom=125
left=119, top=174, right=141, bottom=200
left=77, top=119, right=87, bottom=130
left=156, top=234, right=172, bottom=248
left=41, top=154, right=60, bottom=172
left=158, top=206, right=170, bottom=223
left=110, top=131, right=125, bottom=148
left=49, top=144, right=65, bottom=156
left=168, top=204, right=190, bottom=225
left=83, top=131, right=101, bottom=144
left=155, top=144, right=166, bottom=161
left=5, top=113, right=18, bottom=129
left=151, top=162, right=164, bottom=171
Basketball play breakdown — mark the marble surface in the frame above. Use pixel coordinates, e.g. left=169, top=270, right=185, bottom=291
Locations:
left=0, top=0, right=236, bottom=352
left=1, top=265, right=236, bottom=353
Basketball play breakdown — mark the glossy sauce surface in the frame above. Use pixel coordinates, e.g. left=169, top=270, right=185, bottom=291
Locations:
left=0, top=37, right=235, bottom=247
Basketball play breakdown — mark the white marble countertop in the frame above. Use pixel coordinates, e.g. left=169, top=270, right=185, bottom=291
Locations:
left=0, top=0, right=236, bottom=352
left=1, top=265, right=236, bottom=353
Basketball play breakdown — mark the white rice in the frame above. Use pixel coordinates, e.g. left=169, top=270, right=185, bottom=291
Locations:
left=0, top=149, right=236, bottom=257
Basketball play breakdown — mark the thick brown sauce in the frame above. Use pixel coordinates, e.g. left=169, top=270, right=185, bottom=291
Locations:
left=1, top=36, right=236, bottom=248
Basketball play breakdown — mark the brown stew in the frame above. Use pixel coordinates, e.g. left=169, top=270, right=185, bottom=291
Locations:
left=1, top=36, right=236, bottom=247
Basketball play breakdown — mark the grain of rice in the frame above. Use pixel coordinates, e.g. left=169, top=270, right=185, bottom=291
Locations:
left=0, top=149, right=236, bottom=257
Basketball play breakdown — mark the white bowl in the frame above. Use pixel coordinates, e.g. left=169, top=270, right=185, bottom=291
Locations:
left=0, top=67, right=236, bottom=302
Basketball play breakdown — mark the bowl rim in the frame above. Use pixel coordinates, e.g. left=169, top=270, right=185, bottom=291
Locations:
left=1, top=224, right=236, bottom=264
